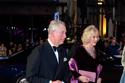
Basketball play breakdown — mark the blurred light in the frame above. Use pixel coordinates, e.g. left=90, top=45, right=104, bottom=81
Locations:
left=11, top=26, right=16, bottom=30
left=66, top=37, right=71, bottom=41
left=98, top=2, right=103, bottom=5
left=28, top=28, right=31, bottom=30
left=99, top=14, right=107, bottom=37
left=97, top=0, right=104, bottom=5
left=103, top=15, right=107, bottom=37
left=43, top=28, right=47, bottom=31
left=98, top=0, right=103, bottom=1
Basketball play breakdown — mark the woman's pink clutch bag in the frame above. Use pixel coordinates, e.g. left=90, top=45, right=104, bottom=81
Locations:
left=79, top=70, right=96, bottom=82
left=69, top=58, right=96, bottom=83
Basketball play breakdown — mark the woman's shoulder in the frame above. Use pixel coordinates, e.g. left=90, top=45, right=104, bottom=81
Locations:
left=76, top=45, right=86, bottom=51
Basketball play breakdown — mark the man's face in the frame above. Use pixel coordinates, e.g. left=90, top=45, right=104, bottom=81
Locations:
left=53, top=24, right=66, bottom=46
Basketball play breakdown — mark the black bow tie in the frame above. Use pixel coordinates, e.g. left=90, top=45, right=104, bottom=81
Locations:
left=53, top=46, right=57, bottom=51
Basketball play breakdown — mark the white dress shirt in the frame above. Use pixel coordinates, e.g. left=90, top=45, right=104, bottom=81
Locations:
left=48, top=39, right=59, bottom=63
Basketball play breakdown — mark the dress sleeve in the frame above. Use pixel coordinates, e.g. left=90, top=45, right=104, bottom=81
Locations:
left=68, top=57, right=81, bottom=79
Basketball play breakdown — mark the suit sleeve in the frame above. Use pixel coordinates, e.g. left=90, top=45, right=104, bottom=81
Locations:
left=64, top=57, right=72, bottom=83
left=26, top=46, right=50, bottom=83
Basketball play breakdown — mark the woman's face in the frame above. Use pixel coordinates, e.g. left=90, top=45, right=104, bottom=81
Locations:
left=89, top=31, right=99, bottom=46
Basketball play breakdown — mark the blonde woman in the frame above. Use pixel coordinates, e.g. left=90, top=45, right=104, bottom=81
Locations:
left=69, top=25, right=103, bottom=83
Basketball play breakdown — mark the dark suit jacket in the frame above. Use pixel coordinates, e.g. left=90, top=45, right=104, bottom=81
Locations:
left=26, top=41, right=70, bottom=83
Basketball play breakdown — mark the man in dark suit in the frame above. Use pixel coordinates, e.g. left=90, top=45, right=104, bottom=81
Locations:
left=26, top=20, right=70, bottom=83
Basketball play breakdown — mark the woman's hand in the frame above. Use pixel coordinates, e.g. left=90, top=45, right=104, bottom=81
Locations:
left=78, top=76, right=90, bottom=83
left=97, top=78, right=102, bottom=83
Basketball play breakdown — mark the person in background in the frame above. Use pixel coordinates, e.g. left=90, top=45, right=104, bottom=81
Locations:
left=69, top=25, right=103, bottom=83
left=0, top=43, right=7, bottom=56
left=120, top=45, right=125, bottom=83
left=108, top=37, right=120, bottom=56
left=26, top=20, right=70, bottom=83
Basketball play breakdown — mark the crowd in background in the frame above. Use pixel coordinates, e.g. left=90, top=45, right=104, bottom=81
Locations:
left=0, top=36, right=45, bottom=56
left=97, top=36, right=125, bottom=57
left=0, top=32, right=125, bottom=58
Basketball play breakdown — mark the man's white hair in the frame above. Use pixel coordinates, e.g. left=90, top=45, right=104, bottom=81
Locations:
left=48, top=20, right=65, bottom=33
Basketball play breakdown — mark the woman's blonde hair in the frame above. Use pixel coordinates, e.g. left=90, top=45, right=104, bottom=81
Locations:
left=81, top=25, right=99, bottom=44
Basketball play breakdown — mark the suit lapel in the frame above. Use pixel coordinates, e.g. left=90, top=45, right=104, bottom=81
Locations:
left=46, top=41, right=59, bottom=65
